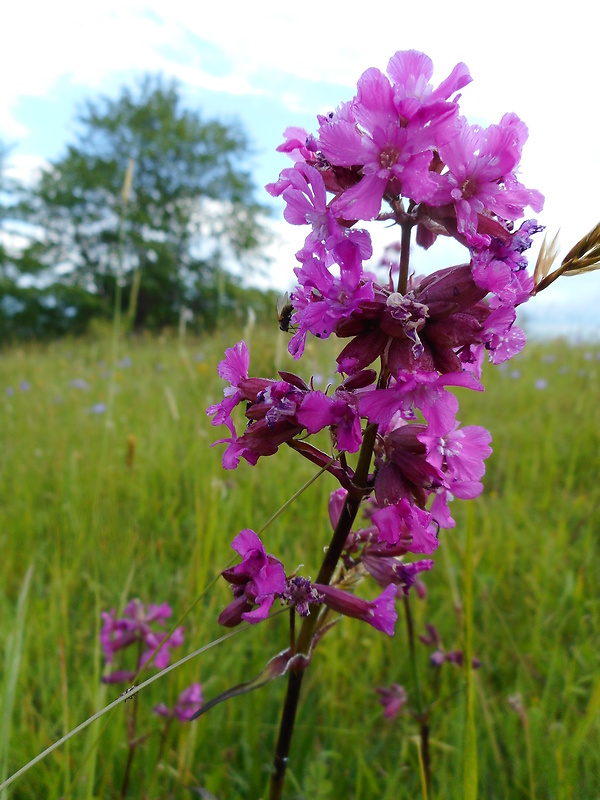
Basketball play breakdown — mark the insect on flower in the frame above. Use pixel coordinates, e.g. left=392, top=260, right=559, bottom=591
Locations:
left=277, top=292, right=294, bottom=332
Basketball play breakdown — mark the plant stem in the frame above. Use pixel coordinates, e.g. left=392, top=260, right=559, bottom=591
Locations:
left=268, top=424, right=378, bottom=800
left=120, top=642, right=142, bottom=798
left=120, top=693, right=139, bottom=798
left=398, top=220, right=413, bottom=295
left=403, top=595, right=431, bottom=791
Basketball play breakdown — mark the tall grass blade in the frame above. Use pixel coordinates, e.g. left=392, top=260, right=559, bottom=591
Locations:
left=463, top=506, right=478, bottom=800
left=0, top=564, right=34, bottom=797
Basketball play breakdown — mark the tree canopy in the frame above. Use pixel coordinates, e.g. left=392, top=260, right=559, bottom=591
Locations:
left=14, top=75, right=271, bottom=334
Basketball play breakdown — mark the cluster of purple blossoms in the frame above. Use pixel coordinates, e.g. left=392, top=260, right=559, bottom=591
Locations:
left=217, top=527, right=399, bottom=636
left=208, top=49, right=544, bottom=639
left=100, top=599, right=184, bottom=684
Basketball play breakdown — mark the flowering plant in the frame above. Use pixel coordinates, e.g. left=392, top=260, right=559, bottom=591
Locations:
left=203, top=49, right=599, bottom=799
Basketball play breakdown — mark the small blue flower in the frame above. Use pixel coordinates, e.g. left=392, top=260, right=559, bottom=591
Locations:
left=69, top=379, right=90, bottom=390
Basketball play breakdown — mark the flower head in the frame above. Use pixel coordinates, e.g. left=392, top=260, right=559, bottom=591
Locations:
left=100, top=599, right=184, bottom=683
left=218, top=530, right=287, bottom=626
left=154, top=683, right=203, bottom=722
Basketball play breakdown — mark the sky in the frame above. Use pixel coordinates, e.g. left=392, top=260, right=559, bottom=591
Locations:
left=3, top=0, right=599, bottom=339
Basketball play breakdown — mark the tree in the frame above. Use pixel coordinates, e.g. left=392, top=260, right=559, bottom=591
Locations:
left=19, top=75, right=271, bottom=330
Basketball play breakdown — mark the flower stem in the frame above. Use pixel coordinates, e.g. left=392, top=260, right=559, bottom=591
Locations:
left=120, top=643, right=142, bottom=798
left=268, top=423, right=378, bottom=800
left=403, top=594, right=431, bottom=791
left=398, top=220, right=413, bottom=295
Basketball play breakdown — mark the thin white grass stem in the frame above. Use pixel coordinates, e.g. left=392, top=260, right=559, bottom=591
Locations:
left=0, top=564, right=34, bottom=798
left=139, top=459, right=335, bottom=679
left=257, top=458, right=335, bottom=536
left=0, top=625, right=252, bottom=794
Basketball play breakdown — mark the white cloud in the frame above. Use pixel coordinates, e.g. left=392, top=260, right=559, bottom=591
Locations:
left=6, top=153, right=49, bottom=184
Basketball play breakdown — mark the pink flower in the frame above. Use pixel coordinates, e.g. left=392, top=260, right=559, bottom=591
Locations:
left=318, top=50, right=470, bottom=221
left=434, top=116, right=544, bottom=247
left=315, top=583, right=398, bottom=636
left=100, top=600, right=184, bottom=683
left=372, top=500, right=439, bottom=555
left=289, top=239, right=374, bottom=358
left=361, top=553, right=434, bottom=593
left=218, top=530, right=286, bottom=626
left=376, top=683, right=408, bottom=719
left=297, top=389, right=362, bottom=453
left=154, top=683, right=203, bottom=722
left=206, top=340, right=250, bottom=436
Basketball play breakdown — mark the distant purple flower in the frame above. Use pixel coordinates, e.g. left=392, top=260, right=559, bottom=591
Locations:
left=100, top=599, right=184, bottom=683
left=69, top=378, right=90, bottom=390
left=117, top=356, right=132, bottom=368
left=19, top=381, right=31, bottom=392
left=535, top=378, right=548, bottom=390
left=5, top=387, right=14, bottom=396
left=88, top=402, right=107, bottom=414
left=154, top=683, right=203, bottom=722
left=419, top=622, right=481, bottom=669
left=376, top=683, right=407, bottom=719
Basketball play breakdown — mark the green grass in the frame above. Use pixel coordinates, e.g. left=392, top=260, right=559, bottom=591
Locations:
left=0, top=329, right=599, bottom=799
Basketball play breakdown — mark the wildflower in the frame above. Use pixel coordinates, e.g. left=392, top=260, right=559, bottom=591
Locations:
left=376, top=683, right=408, bottom=719
left=154, top=683, right=203, bottom=722
left=218, top=530, right=286, bottom=626
left=433, top=116, right=543, bottom=247
left=100, top=599, right=184, bottom=683
left=371, top=500, right=439, bottom=554
left=282, top=577, right=324, bottom=617
left=361, top=553, right=434, bottom=593
left=419, top=623, right=481, bottom=668
left=69, top=378, right=90, bottom=390
left=88, top=402, right=107, bottom=414
left=314, top=583, right=398, bottom=635
left=318, top=51, right=469, bottom=221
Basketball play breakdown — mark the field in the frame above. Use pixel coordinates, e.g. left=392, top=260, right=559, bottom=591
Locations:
left=1, top=325, right=599, bottom=799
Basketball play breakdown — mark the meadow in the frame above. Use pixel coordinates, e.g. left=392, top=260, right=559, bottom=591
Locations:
left=1, top=323, right=599, bottom=799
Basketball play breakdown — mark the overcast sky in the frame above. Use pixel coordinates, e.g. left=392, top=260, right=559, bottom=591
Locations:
left=3, top=0, right=599, bottom=338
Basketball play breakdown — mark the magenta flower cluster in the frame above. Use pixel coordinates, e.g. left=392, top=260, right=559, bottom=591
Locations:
left=207, top=49, right=544, bottom=638
left=100, top=599, right=184, bottom=684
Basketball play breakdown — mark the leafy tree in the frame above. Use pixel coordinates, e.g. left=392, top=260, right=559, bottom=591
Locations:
left=0, top=139, right=21, bottom=278
left=19, top=75, right=271, bottom=331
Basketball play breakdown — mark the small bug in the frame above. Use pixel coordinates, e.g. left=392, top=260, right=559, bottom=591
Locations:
left=121, top=685, right=138, bottom=703
left=276, top=292, right=294, bottom=333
